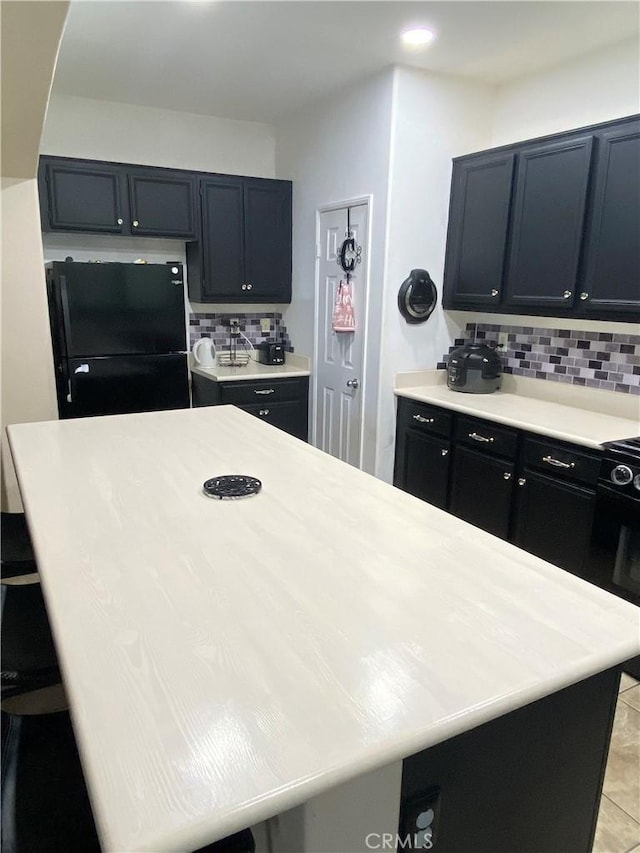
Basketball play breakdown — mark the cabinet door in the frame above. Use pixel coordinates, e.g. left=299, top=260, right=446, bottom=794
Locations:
left=244, top=401, right=308, bottom=441
left=199, top=176, right=245, bottom=300
left=513, top=471, right=596, bottom=576
left=443, top=152, right=514, bottom=308
left=504, top=136, right=593, bottom=310
left=393, top=428, right=451, bottom=510
left=41, top=159, right=126, bottom=233
left=243, top=179, right=292, bottom=302
left=580, top=121, right=640, bottom=317
left=450, top=446, right=514, bottom=539
left=128, top=169, right=196, bottom=238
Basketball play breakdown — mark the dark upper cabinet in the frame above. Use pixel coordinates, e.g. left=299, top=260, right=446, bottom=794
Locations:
left=127, top=169, right=197, bottom=239
left=187, top=176, right=292, bottom=303
left=504, top=135, right=593, bottom=310
left=442, top=114, right=639, bottom=322
left=243, top=179, right=292, bottom=302
left=513, top=472, right=596, bottom=576
left=189, top=176, right=245, bottom=301
left=40, top=160, right=126, bottom=234
left=449, top=446, right=515, bottom=540
left=443, top=152, right=514, bottom=308
left=579, top=120, right=640, bottom=316
left=39, top=157, right=196, bottom=239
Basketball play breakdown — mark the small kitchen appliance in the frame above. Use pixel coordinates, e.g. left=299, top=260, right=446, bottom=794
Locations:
left=447, top=344, right=502, bottom=393
left=192, top=337, right=216, bottom=368
left=256, top=342, right=285, bottom=365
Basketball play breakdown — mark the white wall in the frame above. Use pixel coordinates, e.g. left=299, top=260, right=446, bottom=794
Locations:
left=1, top=3, right=68, bottom=510
left=275, top=69, right=395, bottom=474
left=475, top=35, right=640, bottom=337
left=42, top=94, right=276, bottom=177
left=492, top=37, right=639, bottom=146
left=375, top=67, right=495, bottom=482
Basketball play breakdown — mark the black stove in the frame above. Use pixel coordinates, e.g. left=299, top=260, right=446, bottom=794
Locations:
left=599, top=437, right=640, bottom=503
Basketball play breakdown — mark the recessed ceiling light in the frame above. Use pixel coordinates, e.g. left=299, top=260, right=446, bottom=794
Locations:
left=401, top=28, right=436, bottom=47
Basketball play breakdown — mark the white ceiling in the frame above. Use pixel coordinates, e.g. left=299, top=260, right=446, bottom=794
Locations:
left=52, top=1, right=640, bottom=123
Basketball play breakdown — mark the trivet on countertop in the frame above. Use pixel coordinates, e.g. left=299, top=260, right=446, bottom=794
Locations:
left=202, top=475, right=262, bottom=500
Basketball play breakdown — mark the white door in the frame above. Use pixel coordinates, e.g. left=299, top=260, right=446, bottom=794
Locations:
left=314, top=203, right=368, bottom=467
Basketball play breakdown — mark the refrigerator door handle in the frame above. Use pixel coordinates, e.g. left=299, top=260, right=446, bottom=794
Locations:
left=74, top=363, right=90, bottom=374
left=59, top=275, right=74, bottom=358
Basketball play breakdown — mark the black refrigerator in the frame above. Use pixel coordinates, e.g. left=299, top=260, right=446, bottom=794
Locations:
left=46, top=261, right=190, bottom=419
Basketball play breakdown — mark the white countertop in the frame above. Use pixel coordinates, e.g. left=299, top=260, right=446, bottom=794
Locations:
left=395, top=371, right=639, bottom=448
left=191, top=353, right=310, bottom=383
left=8, top=407, right=639, bottom=853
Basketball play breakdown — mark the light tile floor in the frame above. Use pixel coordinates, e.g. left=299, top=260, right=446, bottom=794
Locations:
left=594, top=673, right=640, bottom=853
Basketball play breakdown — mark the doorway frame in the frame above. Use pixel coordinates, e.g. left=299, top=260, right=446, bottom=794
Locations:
left=312, top=195, right=373, bottom=470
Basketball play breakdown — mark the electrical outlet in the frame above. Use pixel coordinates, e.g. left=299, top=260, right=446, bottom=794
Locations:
left=498, top=331, right=509, bottom=350
left=260, top=318, right=270, bottom=334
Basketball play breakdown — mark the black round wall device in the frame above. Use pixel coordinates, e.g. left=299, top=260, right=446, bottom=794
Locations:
left=203, top=475, right=262, bottom=500
left=398, top=269, right=437, bottom=324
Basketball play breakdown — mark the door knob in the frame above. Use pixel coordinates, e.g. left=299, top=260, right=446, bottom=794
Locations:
left=116, top=218, right=123, bottom=225
left=490, top=289, right=499, bottom=297
left=563, top=290, right=572, bottom=299
left=580, top=292, right=589, bottom=300
left=132, top=220, right=139, bottom=227
left=346, top=378, right=359, bottom=389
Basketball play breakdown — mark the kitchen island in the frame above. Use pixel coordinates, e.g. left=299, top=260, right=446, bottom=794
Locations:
left=7, top=406, right=640, bottom=853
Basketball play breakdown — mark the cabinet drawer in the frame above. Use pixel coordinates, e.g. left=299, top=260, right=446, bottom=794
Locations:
left=399, top=399, right=452, bottom=438
left=220, top=378, right=307, bottom=405
left=523, top=437, right=600, bottom=487
left=455, top=416, right=518, bottom=459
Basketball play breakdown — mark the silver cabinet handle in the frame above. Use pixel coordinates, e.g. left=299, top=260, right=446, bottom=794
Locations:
left=259, top=409, right=270, bottom=416
left=116, top=217, right=123, bottom=225
left=491, top=289, right=499, bottom=297
left=413, top=414, right=434, bottom=424
left=66, top=380, right=72, bottom=403
left=441, top=449, right=448, bottom=457
left=503, top=472, right=512, bottom=480
left=563, top=290, right=572, bottom=299
left=241, top=284, right=247, bottom=290
left=346, top=378, right=359, bottom=389
left=579, top=292, right=589, bottom=300
left=518, top=478, right=526, bottom=486
left=132, top=220, right=139, bottom=227
left=254, top=388, right=275, bottom=395
left=469, top=432, right=494, bottom=443
left=542, top=455, right=575, bottom=469
left=246, top=283, right=253, bottom=290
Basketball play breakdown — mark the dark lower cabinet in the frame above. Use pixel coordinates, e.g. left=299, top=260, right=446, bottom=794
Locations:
left=394, top=400, right=603, bottom=579
left=393, top=428, right=450, bottom=509
left=513, top=471, right=596, bottom=576
left=400, top=668, right=618, bottom=853
left=450, top=446, right=515, bottom=539
left=191, top=373, right=308, bottom=441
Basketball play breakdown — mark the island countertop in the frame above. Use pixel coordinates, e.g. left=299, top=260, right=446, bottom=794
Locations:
left=8, top=407, right=640, bottom=853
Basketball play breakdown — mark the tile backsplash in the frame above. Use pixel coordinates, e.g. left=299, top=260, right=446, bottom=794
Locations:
left=438, top=323, right=640, bottom=396
left=189, top=312, right=293, bottom=352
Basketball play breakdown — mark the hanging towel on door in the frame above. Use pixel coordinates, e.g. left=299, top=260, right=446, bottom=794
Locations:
left=332, top=280, right=355, bottom=332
